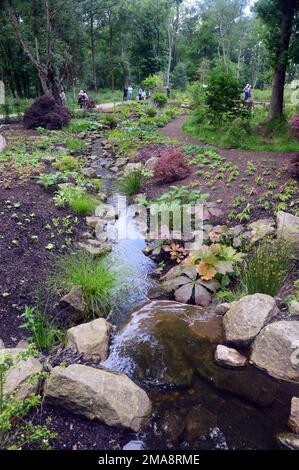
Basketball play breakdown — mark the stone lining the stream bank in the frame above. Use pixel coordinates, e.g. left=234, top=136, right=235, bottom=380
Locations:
left=0, top=134, right=6, bottom=153
left=44, top=364, right=152, bottom=432
left=66, top=318, right=112, bottom=361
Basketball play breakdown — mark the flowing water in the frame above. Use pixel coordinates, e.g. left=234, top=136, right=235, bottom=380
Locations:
left=91, top=139, right=296, bottom=451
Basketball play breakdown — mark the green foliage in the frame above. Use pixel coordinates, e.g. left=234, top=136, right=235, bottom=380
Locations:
left=53, top=156, right=79, bottom=172
left=37, top=173, right=67, bottom=190
left=53, top=185, right=99, bottom=215
left=49, top=251, right=116, bottom=318
left=205, top=70, right=243, bottom=125
left=240, top=238, right=292, bottom=297
left=142, top=74, right=163, bottom=90
left=0, top=349, right=55, bottom=449
left=152, top=92, right=168, bottom=108
left=145, top=106, right=157, bottom=117
left=67, top=119, right=103, bottom=133
left=161, top=243, right=243, bottom=306
left=66, top=138, right=86, bottom=152
left=171, top=63, right=188, bottom=91
left=20, top=306, right=61, bottom=351
left=118, top=169, right=145, bottom=196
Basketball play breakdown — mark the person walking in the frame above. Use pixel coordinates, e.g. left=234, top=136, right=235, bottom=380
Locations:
left=244, top=84, right=251, bottom=101
left=128, top=85, right=133, bottom=101
left=123, top=84, right=128, bottom=101
left=138, top=87, right=143, bottom=101
left=60, top=90, right=67, bottom=107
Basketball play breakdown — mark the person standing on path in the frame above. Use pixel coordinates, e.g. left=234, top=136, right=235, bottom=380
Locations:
left=128, top=85, right=133, bottom=101
left=123, top=84, right=128, bottom=101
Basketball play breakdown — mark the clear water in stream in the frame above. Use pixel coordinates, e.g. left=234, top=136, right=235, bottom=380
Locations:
left=91, top=141, right=293, bottom=451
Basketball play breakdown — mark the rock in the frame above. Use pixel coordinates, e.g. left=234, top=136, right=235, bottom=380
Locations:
left=16, top=340, right=29, bottom=349
left=104, top=301, right=298, bottom=406
left=0, top=338, right=4, bottom=349
left=82, top=167, right=98, bottom=179
left=147, top=285, right=166, bottom=300
left=144, top=157, right=159, bottom=172
left=58, top=286, right=84, bottom=322
left=276, top=433, right=299, bottom=450
left=0, top=348, right=43, bottom=399
left=86, top=216, right=101, bottom=229
left=123, top=440, right=145, bottom=451
left=114, top=157, right=129, bottom=167
left=251, top=321, right=299, bottom=383
left=185, top=405, right=217, bottom=441
left=215, top=345, right=247, bottom=368
left=223, top=294, right=278, bottom=347
left=0, top=135, right=6, bottom=153
left=148, top=267, right=164, bottom=278
left=124, top=163, right=143, bottom=176
left=247, top=218, right=275, bottom=243
left=288, top=397, right=299, bottom=433
left=66, top=319, right=112, bottom=361
left=44, top=364, right=151, bottom=431
left=277, top=211, right=299, bottom=250
left=97, top=192, right=107, bottom=203
left=289, top=301, right=299, bottom=316
left=78, top=241, right=112, bottom=256
left=215, top=302, right=236, bottom=315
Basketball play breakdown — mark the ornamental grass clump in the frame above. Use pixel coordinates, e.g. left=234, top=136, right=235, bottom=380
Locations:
left=118, top=168, right=145, bottom=196
left=240, top=238, right=292, bottom=297
left=49, top=251, right=116, bottom=318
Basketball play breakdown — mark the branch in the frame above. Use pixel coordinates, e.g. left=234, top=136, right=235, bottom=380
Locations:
left=8, top=6, right=47, bottom=76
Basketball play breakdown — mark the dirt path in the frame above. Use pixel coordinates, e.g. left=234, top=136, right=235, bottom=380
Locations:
left=161, top=114, right=299, bottom=165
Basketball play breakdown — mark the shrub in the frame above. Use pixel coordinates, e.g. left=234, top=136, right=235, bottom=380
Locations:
left=153, top=149, right=191, bottom=183
left=145, top=106, right=157, bottom=117
left=221, top=117, right=251, bottom=149
left=24, top=95, right=70, bottom=130
left=152, top=92, right=168, bottom=108
left=240, top=238, right=292, bottom=297
left=53, top=155, right=79, bottom=172
left=142, top=74, right=163, bottom=90
left=205, top=70, right=242, bottom=125
left=101, top=114, right=118, bottom=129
left=49, top=251, right=115, bottom=318
left=118, top=168, right=145, bottom=196
left=289, top=116, right=299, bottom=140
left=20, top=306, right=61, bottom=351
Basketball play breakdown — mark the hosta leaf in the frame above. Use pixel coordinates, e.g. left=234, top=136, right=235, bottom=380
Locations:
left=175, top=283, right=194, bottom=304
left=194, top=284, right=211, bottom=306
left=197, top=262, right=217, bottom=281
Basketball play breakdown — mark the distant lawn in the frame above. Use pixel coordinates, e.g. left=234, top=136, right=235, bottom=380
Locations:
left=183, top=115, right=299, bottom=153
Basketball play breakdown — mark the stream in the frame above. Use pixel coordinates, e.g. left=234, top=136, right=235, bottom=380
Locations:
left=90, top=138, right=296, bottom=451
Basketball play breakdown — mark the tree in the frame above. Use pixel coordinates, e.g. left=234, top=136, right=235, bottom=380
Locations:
left=256, top=0, right=299, bottom=119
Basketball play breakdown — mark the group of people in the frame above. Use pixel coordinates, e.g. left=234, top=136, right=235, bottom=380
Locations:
left=77, top=89, right=89, bottom=108
left=123, top=85, right=152, bottom=102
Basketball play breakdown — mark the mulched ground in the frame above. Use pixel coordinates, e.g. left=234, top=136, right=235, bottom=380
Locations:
left=134, top=115, right=299, bottom=225
left=0, top=182, right=85, bottom=347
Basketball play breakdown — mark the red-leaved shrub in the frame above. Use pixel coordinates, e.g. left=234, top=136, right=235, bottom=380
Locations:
left=153, top=149, right=190, bottom=183
left=24, top=95, right=70, bottom=130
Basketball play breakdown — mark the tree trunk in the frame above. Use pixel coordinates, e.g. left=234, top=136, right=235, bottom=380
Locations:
left=269, top=0, right=297, bottom=120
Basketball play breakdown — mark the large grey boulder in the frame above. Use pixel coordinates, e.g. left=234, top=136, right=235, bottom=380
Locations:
left=66, top=318, right=112, bottom=361
left=0, top=338, right=4, bottom=350
left=0, top=348, right=43, bottom=399
left=44, top=364, right=151, bottom=431
left=277, top=211, right=299, bottom=251
left=251, top=321, right=299, bottom=383
left=0, top=135, right=6, bottom=153
left=223, top=294, right=278, bottom=347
